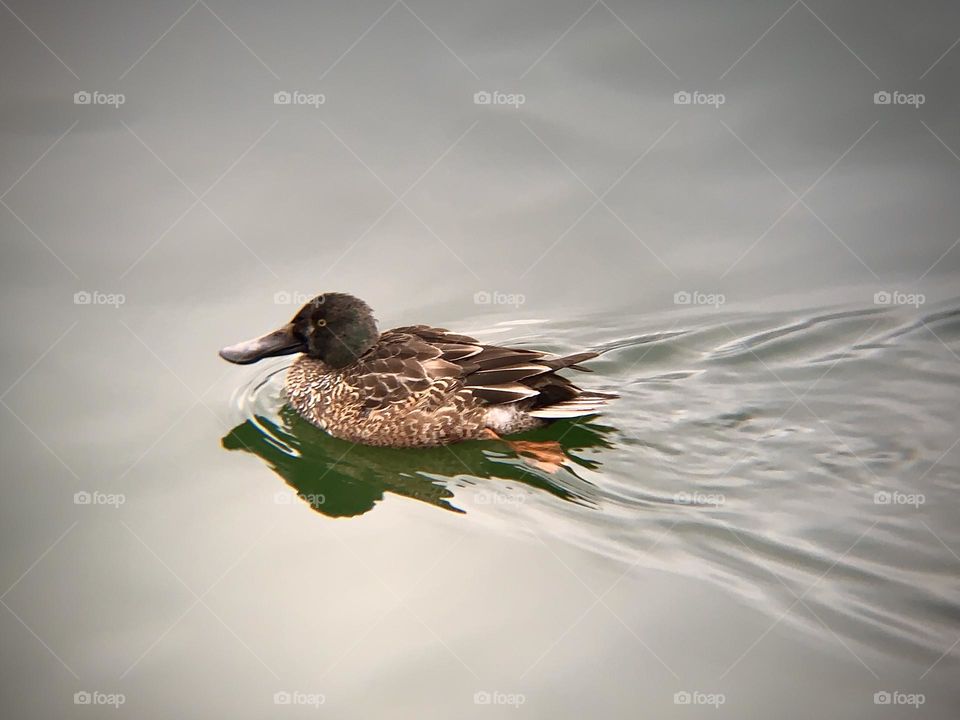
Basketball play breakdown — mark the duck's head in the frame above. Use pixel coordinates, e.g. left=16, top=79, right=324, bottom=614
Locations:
left=219, top=292, right=378, bottom=368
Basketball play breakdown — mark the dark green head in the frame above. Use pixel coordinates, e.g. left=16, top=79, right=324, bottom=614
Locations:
left=219, top=292, right=378, bottom=368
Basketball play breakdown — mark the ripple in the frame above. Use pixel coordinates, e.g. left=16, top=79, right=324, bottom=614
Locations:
left=707, top=308, right=884, bottom=362
left=221, top=298, right=960, bottom=661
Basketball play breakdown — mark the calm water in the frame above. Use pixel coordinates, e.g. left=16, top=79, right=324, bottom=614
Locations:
left=3, top=0, right=960, bottom=717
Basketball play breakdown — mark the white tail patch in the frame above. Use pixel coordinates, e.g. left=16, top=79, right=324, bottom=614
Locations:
left=468, top=364, right=550, bottom=379
left=528, top=397, right=609, bottom=419
left=470, top=383, right=540, bottom=402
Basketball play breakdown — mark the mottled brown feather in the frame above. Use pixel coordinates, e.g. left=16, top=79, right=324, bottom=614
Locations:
left=284, top=324, right=614, bottom=446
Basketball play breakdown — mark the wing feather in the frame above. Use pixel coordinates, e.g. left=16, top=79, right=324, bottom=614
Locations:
left=352, top=325, right=608, bottom=413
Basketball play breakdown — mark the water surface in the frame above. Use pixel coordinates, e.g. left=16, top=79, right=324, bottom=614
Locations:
left=2, top=1, right=960, bottom=717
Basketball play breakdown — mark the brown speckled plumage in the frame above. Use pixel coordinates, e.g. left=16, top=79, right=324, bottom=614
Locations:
left=221, top=294, right=615, bottom=448
left=285, top=354, right=490, bottom=447
left=284, top=324, right=611, bottom=447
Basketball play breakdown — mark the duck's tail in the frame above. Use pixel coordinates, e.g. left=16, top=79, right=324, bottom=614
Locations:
left=527, top=391, right=617, bottom=419
left=526, top=350, right=617, bottom=419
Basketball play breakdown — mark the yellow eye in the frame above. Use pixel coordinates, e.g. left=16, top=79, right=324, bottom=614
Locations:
left=317, top=319, right=327, bottom=327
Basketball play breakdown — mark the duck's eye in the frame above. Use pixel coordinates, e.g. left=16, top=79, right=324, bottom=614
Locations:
left=316, top=319, right=327, bottom=327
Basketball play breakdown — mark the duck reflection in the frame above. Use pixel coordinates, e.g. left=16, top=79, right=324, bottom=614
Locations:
left=222, top=406, right=615, bottom=518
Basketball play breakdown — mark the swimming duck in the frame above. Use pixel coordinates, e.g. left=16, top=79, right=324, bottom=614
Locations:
left=219, top=293, right=615, bottom=449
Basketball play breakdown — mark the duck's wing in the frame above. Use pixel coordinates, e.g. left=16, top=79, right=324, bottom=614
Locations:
left=348, top=328, right=454, bottom=411
left=353, top=325, right=611, bottom=413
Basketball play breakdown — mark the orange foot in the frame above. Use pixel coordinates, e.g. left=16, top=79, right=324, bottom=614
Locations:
left=508, top=440, right=565, bottom=473
left=479, top=429, right=565, bottom=473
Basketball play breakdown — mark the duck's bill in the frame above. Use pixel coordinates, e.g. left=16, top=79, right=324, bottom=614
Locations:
left=219, top=324, right=305, bottom=365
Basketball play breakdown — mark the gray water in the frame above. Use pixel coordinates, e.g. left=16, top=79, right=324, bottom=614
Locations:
left=2, top=1, right=960, bottom=718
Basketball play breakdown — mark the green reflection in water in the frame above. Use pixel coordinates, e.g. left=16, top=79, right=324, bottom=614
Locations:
left=222, top=406, right=616, bottom=518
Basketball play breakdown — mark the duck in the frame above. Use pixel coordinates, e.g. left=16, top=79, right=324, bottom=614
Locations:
left=219, top=292, right=616, bottom=450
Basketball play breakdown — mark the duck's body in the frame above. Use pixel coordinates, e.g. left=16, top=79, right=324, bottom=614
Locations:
left=220, top=294, right=615, bottom=448
left=284, top=324, right=611, bottom=447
